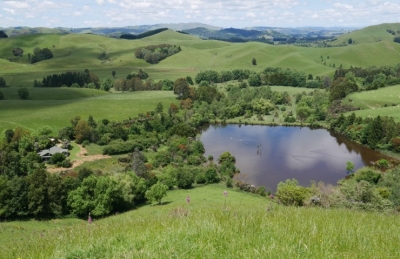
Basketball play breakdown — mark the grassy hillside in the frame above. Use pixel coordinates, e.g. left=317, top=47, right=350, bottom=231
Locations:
left=331, top=23, right=400, bottom=45
left=0, top=89, right=178, bottom=133
left=1, top=184, right=399, bottom=259
left=1, top=29, right=400, bottom=87
left=343, top=85, right=400, bottom=121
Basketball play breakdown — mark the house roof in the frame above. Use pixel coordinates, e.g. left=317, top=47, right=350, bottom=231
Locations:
left=38, top=146, right=69, bottom=157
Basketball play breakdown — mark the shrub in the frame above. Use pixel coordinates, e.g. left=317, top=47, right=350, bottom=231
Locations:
left=354, top=168, right=381, bottom=184
left=204, top=168, right=220, bottom=183
left=176, top=169, right=194, bottom=189
left=17, top=87, right=29, bottom=100
left=0, top=91, right=3, bottom=100
left=276, top=179, right=310, bottom=206
left=48, top=153, right=66, bottom=165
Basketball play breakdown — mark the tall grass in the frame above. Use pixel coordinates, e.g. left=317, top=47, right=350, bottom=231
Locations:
left=1, top=185, right=399, bottom=259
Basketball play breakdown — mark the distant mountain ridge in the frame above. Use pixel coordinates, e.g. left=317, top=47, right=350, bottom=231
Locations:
left=0, top=23, right=222, bottom=37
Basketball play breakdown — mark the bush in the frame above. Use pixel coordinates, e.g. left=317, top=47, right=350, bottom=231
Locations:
left=0, top=91, right=3, bottom=100
left=276, top=179, right=310, bottom=206
left=354, top=168, right=381, bottom=185
left=17, top=87, right=29, bottom=100
left=0, top=77, right=7, bottom=87
left=176, top=169, right=194, bottom=189
left=204, top=168, right=220, bottom=183
left=48, top=153, right=66, bottom=165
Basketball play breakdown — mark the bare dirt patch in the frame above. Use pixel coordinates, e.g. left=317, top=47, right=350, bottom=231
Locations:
left=47, top=144, right=111, bottom=173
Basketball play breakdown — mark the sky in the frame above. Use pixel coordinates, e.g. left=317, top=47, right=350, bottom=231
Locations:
left=1, top=0, right=400, bottom=28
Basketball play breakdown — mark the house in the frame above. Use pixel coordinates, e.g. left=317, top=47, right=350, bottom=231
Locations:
left=38, top=146, right=69, bottom=161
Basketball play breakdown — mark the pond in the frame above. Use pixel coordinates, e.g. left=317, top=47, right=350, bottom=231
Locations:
left=199, top=124, right=388, bottom=192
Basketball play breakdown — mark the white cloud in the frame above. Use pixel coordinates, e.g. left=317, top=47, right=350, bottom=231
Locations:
left=0, top=0, right=400, bottom=28
left=4, top=1, right=30, bottom=9
left=3, top=8, right=16, bottom=14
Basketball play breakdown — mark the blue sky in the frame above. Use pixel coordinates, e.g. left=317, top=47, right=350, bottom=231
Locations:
left=1, top=0, right=400, bottom=28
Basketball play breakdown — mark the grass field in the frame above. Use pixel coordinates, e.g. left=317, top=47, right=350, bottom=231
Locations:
left=343, top=85, right=400, bottom=120
left=331, top=23, right=400, bottom=46
left=1, top=27, right=400, bottom=87
left=1, top=184, right=399, bottom=259
left=0, top=88, right=178, bottom=133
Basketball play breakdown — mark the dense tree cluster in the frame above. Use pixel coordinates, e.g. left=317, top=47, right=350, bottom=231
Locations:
left=31, top=47, right=53, bottom=64
left=0, top=31, right=8, bottom=38
left=333, top=64, right=400, bottom=90
left=262, top=67, right=307, bottom=87
left=134, top=44, right=181, bottom=64
left=195, top=69, right=250, bottom=84
left=394, top=37, right=400, bottom=44
left=12, top=47, right=24, bottom=57
left=331, top=113, right=400, bottom=151
left=35, top=70, right=100, bottom=89
left=120, top=28, right=168, bottom=40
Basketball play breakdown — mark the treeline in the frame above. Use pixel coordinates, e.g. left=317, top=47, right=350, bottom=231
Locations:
left=331, top=113, right=400, bottom=151
left=113, top=69, right=188, bottom=91
left=34, top=70, right=100, bottom=88
left=194, top=68, right=318, bottom=88
left=134, top=44, right=181, bottom=64
left=333, top=64, right=400, bottom=90
left=120, top=28, right=168, bottom=40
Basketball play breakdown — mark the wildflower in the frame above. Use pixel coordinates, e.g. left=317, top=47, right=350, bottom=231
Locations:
left=186, top=195, right=190, bottom=204
left=223, top=190, right=228, bottom=197
left=270, top=194, right=274, bottom=199
left=88, top=212, right=92, bottom=224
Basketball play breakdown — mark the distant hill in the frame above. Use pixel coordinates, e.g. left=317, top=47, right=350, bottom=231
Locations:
left=181, top=27, right=287, bottom=42
left=0, top=23, right=222, bottom=38
left=330, top=23, right=400, bottom=46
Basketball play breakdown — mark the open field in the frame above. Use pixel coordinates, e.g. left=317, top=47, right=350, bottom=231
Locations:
left=1, top=184, right=399, bottom=259
left=0, top=88, right=178, bottom=133
left=1, top=28, right=400, bottom=87
left=343, top=85, right=400, bottom=120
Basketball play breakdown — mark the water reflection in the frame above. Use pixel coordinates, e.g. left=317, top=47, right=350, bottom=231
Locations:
left=200, top=124, right=388, bottom=192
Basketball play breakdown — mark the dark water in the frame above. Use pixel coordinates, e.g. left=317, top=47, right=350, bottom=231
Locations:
left=199, top=124, right=388, bottom=192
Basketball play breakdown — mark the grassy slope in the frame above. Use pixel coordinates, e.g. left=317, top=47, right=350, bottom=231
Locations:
left=331, top=23, right=400, bottom=45
left=1, top=184, right=399, bottom=259
left=343, top=85, right=400, bottom=120
left=1, top=28, right=400, bottom=86
left=0, top=89, right=178, bottom=133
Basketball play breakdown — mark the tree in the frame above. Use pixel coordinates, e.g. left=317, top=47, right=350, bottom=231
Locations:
left=0, top=77, right=6, bottom=87
left=252, top=58, right=257, bottom=66
left=173, top=78, right=190, bottom=99
left=12, top=47, right=24, bottom=57
left=100, top=77, right=113, bottom=92
left=248, top=73, right=261, bottom=86
left=112, top=70, right=116, bottom=78
left=74, top=120, right=92, bottom=144
left=0, top=91, right=3, bottom=100
left=31, top=48, right=53, bottom=64
left=18, top=88, right=29, bottom=100
left=145, top=181, right=168, bottom=205
left=348, top=38, right=353, bottom=44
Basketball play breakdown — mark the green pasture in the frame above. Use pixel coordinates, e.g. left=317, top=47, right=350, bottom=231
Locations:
left=0, top=88, right=178, bottom=133
left=1, top=184, right=399, bottom=259
left=331, top=23, right=400, bottom=46
left=1, top=28, right=400, bottom=88
left=343, top=85, right=400, bottom=121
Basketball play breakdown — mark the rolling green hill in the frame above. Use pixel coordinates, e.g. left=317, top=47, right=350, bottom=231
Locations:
left=331, top=23, right=400, bottom=46
left=1, top=28, right=400, bottom=87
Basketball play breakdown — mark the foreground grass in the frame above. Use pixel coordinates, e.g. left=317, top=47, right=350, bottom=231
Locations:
left=1, top=185, right=399, bottom=259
